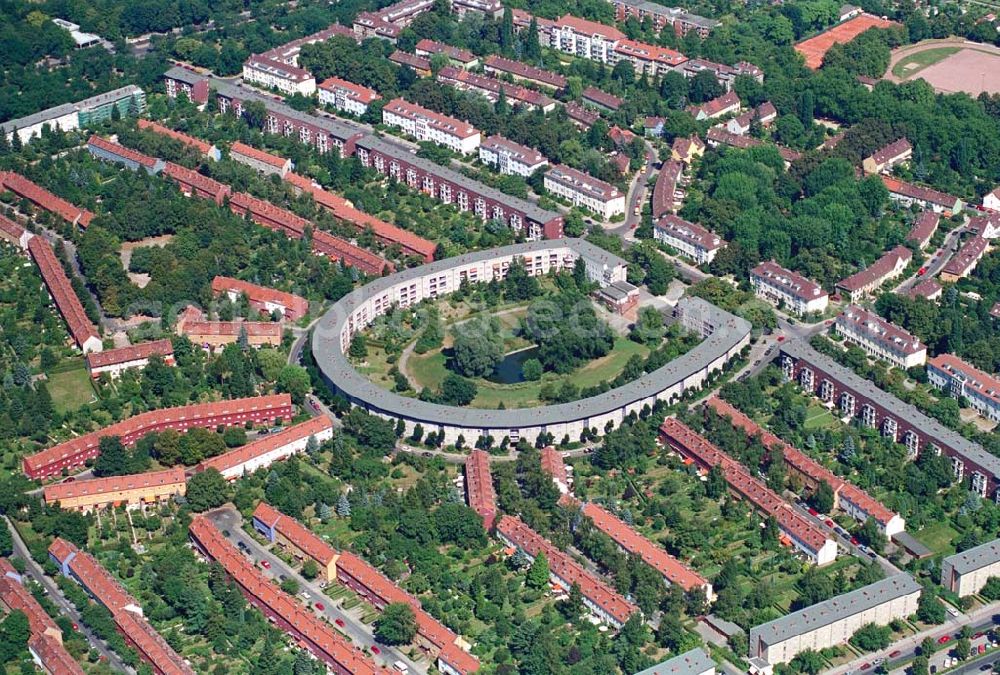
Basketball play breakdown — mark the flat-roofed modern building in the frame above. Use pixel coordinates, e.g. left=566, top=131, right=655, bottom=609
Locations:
left=2, top=85, right=145, bottom=145
left=780, top=339, right=1000, bottom=500
left=750, top=261, right=828, bottom=316
left=835, top=305, right=926, bottom=369
left=749, top=574, right=920, bottom=665
left=544, top=164, right=625, bottom=219
left=635, top=648, right=716, bottom=675
left=942, top=538, right=1000, bottom=597
left=928, top=354, right=1000, bottom=423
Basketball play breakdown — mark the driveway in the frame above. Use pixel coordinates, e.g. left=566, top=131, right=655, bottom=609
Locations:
left=4, top=517, right=134, bottom=673
left=203, top=506, right=425, bottom=673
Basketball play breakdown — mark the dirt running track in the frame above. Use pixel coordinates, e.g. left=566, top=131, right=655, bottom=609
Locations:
left=886, top=38, right=1000, bottom=95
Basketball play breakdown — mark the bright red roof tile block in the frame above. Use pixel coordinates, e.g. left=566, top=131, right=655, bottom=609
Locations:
left=0, top=171, right=95, bottom=228
left=87, top=135, right=160, bottom=169
left=0, top=212, right=28, bottom=244
left=230, top=141, right=292, bottom=170
left=464, top=450, right=497, bottom=531
left=539, top=446, right=569, bottom=492
left=706, top=397, right=898, bottom=528
left=113, top=610, right=195, bottom=675
left=0, top=558, right=61, bottom=640
left=188, top=516, right=386, bottom=675
left=162, top=162, right=231, bottom=204
left=27, top=235, right=101, bottom=352
left=836, top=245, right=912, bottom=293
left=286, top=172, right=434, bottom=262
left=24, top=394, right=292, bottom=479
left=29, top=634, right=85, bottom=675
left=211, top=275, right=309, bottom=320
left=85, top=338, right=174, bottom=373
left=907, top=211, right=940, bottom=247
left=578, top=501, right=710, bottom=593
left=317, top=77, right=381, bottom=104
left=137, top=119, right=215, bottom=155
left=198, top=416, right=332, bottom=478
left=312, top=230, right=393, bottom=276
left=43, top=466, right=186, bottom=507
left=659, top=418, right=833, bottom=556
left=253, top=501, right=337, bottom=566
left=382, top=98, right=480, bottom=140
left=497, top=515, right=638, bottom=626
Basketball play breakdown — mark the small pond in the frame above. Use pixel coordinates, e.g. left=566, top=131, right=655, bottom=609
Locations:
left=487, top=346, right=540, bottom=384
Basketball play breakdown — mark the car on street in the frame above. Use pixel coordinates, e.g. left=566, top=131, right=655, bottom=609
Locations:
left=979, top=644, right=987, bottom=654
left=825, top=519, right=835, bottom=527
left=64, top=477, right=75, bottom=483
left=918, top=267, right=927, bottom=276
left=371, top=646, right=381, bottom=655
left=889, top=650, right=901, bottom=658
left=335, top=618, right=345, bottom=627
left=223, top=530, right=230, bottom=537
left=72, top=623, right=79, bottom=631
left=860, top=663, right=871, bottom=671
left=807, top=507, right=819, bottom=516
left=314, top=602, right=325, bottom=611
left=939, top=635, right=952, bottom=645
left=850, top=536, right=860, bottom=545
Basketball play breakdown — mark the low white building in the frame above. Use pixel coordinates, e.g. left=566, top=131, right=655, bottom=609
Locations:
left=381, top=98, right=481, bottom=154
left=750, top=261, right=828, bottom=316
left=544, top=164, right=625, bottom=219
left=942, top=538, right=1000, bottom=597
left=749, top=574, right=921, bottom=666
left=242, top=55, right=316, bottom=96
left=478, top=136, right=548, bottom=177
left=984, top=186, right=1000, bottom=212
left=834, top=305, right=926, bottom=369
left=85, top=339, right=175, bottom=379
left=197, top=417, right=334, bottom=480
left=317, top=77, right=380, bottom=116
left=654, top=214, right=725, bottom=265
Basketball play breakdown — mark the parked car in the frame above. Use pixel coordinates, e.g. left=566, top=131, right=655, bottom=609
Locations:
left=860, top=663, right=871, bottom=671
left=371, top=646, right=381, bottom=655
left=850, top=537, right=860, bottom=546
left=889, top=650, right=901, bottom=658
left=825, top=519, right=835, bottom=528
left=260, top=560, right=270, bottom=569
left=938, top=635, right=952, bottom=645
left=314, top=602, right=325, bottom=611
left=335, top=618, right=345, bottom=627
left=808, top=507, right=819, bottom=516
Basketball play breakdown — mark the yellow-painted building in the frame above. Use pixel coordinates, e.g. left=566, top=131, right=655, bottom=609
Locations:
left=43, top=467, right=187, bottom=512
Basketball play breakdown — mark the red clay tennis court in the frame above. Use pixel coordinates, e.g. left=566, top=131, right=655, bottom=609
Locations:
left=795, top=14, right=899, bottom=69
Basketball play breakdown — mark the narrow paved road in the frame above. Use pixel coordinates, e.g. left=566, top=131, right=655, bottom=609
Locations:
left=204, top=506, right=425, bottom=673
left=895, top=224, right=966, bottom=295
left=4, top=516, right=134, bottom=673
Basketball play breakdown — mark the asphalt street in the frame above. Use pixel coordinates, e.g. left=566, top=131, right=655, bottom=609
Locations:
left=204, top=506, right=425, bottom=673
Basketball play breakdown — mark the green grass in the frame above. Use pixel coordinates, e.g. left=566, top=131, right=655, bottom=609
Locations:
left=803, top=403, right=837, bottom=430
left=892, top=46, right=960, bottom=78
left=915, top=521, right=959, bottom=556
left=46, top=362, right=95, bottom=413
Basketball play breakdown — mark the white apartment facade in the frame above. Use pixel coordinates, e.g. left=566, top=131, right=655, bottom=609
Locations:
left=381, top=98, right=481, bottom=154
left=544, top=164, right=625, bottom=219
left=750, top=261, right=829, bottom=316
left=242, top=56, right=316, bottom=96
left=478, top=136, right=548, bottom=177
left=317, top=77, right=380, bottom=116
left=942, top=538, right=1000, bottom=597
left=834, top=306, right=927, bottom=369
left=654, top=214, right=725, bottom=265
left=928, top=354, right=1000, bottom=423
left=549, top=15, right=625, bottom=64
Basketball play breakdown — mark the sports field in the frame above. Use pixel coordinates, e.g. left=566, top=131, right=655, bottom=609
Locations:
left=795, top=14, right=899, bottom=69
left=887, top=40, right=1000, bottom=95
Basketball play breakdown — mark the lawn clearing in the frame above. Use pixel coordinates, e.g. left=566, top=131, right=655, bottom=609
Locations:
left=892, top=46, right=960, bottom=78
left=914, top=521, right=959, bottom=556
left=803, top=403, right=837, bottom=430
left=46, top=363, right=95, bottom=413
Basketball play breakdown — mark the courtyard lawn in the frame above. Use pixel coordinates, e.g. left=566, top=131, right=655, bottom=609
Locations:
left=803, top=403, right=837, bottom=430
left=46, top=362, right=95, bottom=413
left=914, top=521, right=959, bottom=556
left=891, top=46, right=960, bottom=78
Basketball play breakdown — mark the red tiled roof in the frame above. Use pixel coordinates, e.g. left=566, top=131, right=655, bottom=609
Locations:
left=582, top=86, right=623, bottom=110
left=578, top=501, right=708, bottom=592
left=198, top=416, right=332, bottom=476
left=881, top=176, right=960, bottom=209
left=907, top=211, right=939, bottom=245
left=230, top=142, right=291, bottom=170
left=25, top=395, right=292, bottom=477
left=0, top=212, right=27, bottom=242
left=751, top=260, right=826, bottom=302
left=318, top=77, right=381, bottom=104
left=554, top=14, right=625, bottom=40
left=0, top=171, right=94, bottom=228
left=868, top=138, right=911, bottom=166
left=565, top=102, right=600, bottom=128
left=312, top=230, right=392, bottom=275
left=254, top=501, right=337, bottom=565
left=47, top=539, right=136, bottom=615
left=162, top=162, right=231, bottom=202
left=614, top=39, right=687, bottom=67
left=655, top=214, right=724, bottom=252
left=113, top=610, right=194, bottom=675
left=539, top=446, right=568, bottom=488
left=212, top=276, right=308, bottom=317
left=929, top=354, right=1000, bottom=409
left=465, top=450, right=496, bottom=530
left=44, top=467, right=186, bottom=506
left=438, top=67, right=555, bottom=109
left=908, top=278, right=942, bottom=300
left=137, top=119, right=214, bottom=155
left=285, top=172, right=433, bottom=262
left=180, top=320, right=283, bottom=338
left=383, top=98, right=480, bottom=139
left=88, top=135, right=159, bottom=169
left=497, top=515, right=637, bottom=625
left=389, top=51, right=431, bottom=71
left=228, top=191, right=312, bottom=236
left=943, top=235, right=989, bottom=277
left=687, top=91, right=740, bottom=118
left=706, top=397, right=898, bottom=527
left=0, top=558, right=61, bottom=639
left=836, top=305, right=924, bottom=356
left=482, top=55, right=567, bottom=89
left=189, top=517, right=385, bottom=675
left=415, top=39, right=476, bottom=63
left=29, top=634, right=85, bottom=675
left=660, top=418, right=832, bottom=553
left=85, top=338, right=173, bottom=371
left=546, top=164, right=621, bottom=201
left=334, top=551, right=479, bottom=672
left=706, top=126, right=760, bottom=149
left=836, top=245, right=911, bottom=292
left=27, top=236, right=100, bottom=350
left=480, top=136, right=547, bottom=169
